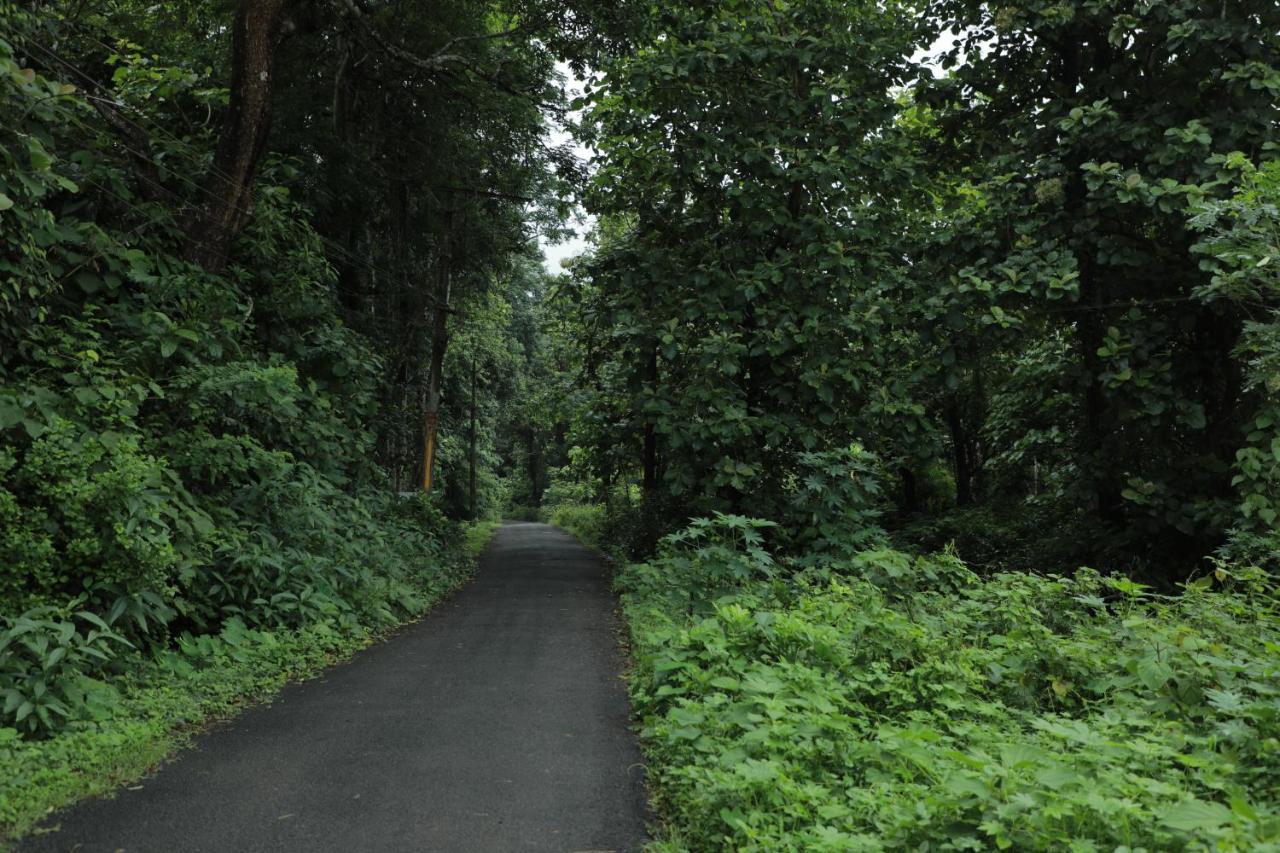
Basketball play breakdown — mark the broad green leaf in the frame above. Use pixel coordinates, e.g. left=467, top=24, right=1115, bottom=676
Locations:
left=1161, top=798, right=1233, bottom=833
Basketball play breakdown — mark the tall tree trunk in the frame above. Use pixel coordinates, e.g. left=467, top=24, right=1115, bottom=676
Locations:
left=422, top=212, right=454, bottom=493
left=1058, top=28, right=1124, bottom=526
left=184, top=0, right=290, bottom=272
left=642, top=346, right=658, bottom=496
left=1076, top=257, right=1124, bottom=524
left=469, top=359, right=478, bottom=519
left=947, top=399, right=972, bottom=507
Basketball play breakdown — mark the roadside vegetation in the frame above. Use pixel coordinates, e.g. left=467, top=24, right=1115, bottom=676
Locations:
left=534, top=0, right=1280, bottom=850
left=618, top=518, right=1278, bottom=851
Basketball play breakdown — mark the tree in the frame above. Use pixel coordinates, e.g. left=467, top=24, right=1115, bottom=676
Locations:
left=916, top=0, right=1280, bottom=567
left=578, top=0, right=928, bottom=526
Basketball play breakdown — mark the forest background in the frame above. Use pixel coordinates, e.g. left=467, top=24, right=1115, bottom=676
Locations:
left=1, top=0, right=1278, bottom=849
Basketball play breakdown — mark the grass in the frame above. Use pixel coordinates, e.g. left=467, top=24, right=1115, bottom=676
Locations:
left=464, top=519, right=502, bottom=560
left=0, top=520, right=499, bottom=848
left=547, top=503, right=610, bottom=553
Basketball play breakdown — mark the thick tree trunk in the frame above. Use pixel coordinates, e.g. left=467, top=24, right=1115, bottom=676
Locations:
left=184, top=0, right=290, bottom=272
left=1058, top=28, right=1124, bottom=527
left=1076, top=261, right=1124, bottom=525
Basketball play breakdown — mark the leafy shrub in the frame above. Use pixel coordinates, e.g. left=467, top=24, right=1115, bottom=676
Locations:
left=0, top=40, right=469, bottom=744
left=541, top=460, right=598, bottom=508
left=620, top=521, right=1280, bottom=851
left=1190, top=159, right=1280, bottom=568
left=891, top=502, right=1120, bottom=575
left=505, top=504, right=544, bottom=522
left=784, top=444, right=886, bottom=559
left=0, top=608, right=131, bottom=737
left=629, top=514, right=779, bottom=615
left=0, top=418, right=203, bottom=613
left=550, top=503, right=609, bottom=551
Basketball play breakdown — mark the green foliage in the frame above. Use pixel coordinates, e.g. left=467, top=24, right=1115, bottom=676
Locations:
left=463, top=520, right=502, bottom=559
left=620, top=521, right=1280, bottom=851
left=549, top=503, right=609, bottom=552
left=557, top=0, right=1280, bottom=578
left=785, top=446, right=886, bottom=560
left=0, top=608, right=130, bottom=736
left=1190, top=160, right=1280, bottom=569
left=641, top=515, right=779, bottom=615
left=0, top=5, right=484, bottom=743
left=574, top=0, right=927, bottom=525
left=0, top=423, right=191, bottom=614
left=504, top=505, right=545, bottom=522
left=906, top=0, right=1280, bottom=569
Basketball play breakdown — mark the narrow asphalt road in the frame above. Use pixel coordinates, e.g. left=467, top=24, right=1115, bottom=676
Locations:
left=23, top=522, right=647, bottom=853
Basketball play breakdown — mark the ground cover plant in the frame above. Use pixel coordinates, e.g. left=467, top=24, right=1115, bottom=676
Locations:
left=618, top=515, right=1280, bottom=852
left=534, top=6, right=1280, bottom=843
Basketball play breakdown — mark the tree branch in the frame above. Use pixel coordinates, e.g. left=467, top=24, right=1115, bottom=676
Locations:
left=332, top=0, right=521, bottom=76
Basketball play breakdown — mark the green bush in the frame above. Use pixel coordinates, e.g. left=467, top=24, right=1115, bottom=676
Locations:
left=784, top=445, right=886, bottom=560
left=0, top=608, right=131, bottom=736
left=621, top=519, right=1280, bottom=851
left=550, top=503, right=609, bottom=551
left=504, top=504, right=544, bottom=522
left=0, top=419, right=199, bottom=613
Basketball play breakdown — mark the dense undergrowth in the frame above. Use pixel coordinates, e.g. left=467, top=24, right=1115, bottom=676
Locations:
left=547, top=503, right=609, bottom=553
left=613, top=515, right=1279, bottom=852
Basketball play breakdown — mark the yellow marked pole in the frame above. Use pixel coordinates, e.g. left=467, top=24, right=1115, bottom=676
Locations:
left=422, top=412, right=438, bottom=493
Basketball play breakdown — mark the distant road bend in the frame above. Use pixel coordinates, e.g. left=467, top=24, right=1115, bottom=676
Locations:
left=23, top=522, right=647, bottom=853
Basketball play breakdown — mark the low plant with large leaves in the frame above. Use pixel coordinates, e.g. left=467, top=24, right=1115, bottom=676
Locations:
left=620, top=516, right=1280, bottom=851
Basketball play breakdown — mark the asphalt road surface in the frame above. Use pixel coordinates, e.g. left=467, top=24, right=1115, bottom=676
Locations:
left=23, top=522, right=647, bottom=853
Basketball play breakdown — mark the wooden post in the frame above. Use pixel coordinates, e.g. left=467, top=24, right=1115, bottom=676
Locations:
left=422, top=411, right=439, bottom=492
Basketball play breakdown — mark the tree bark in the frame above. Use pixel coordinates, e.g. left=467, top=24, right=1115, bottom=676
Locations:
left=642, top=346, right=658, bottom=496
left=422, top=212, right=454, bottom=493
left=469, top=359, right=478, bottom=518
left=184, top=0, right=290, bottom=272
left=1057, top=27, right=1124, bottom=526
left=947, top=399, right=972, bottom=507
